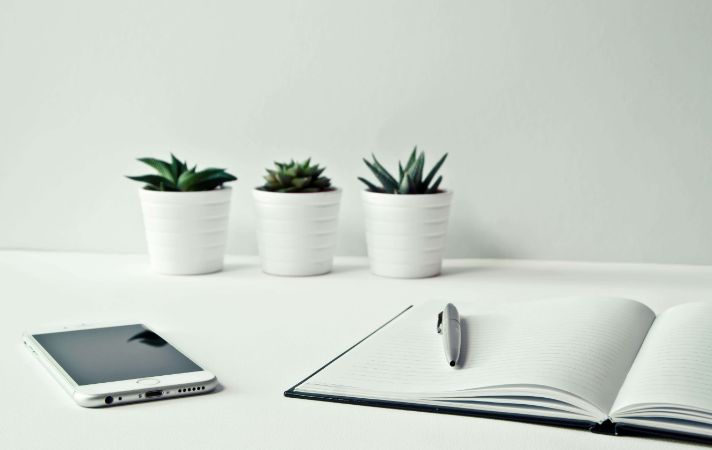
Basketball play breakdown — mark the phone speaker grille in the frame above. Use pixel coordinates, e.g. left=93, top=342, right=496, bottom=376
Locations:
left=178, top=386, right=206, bottom=393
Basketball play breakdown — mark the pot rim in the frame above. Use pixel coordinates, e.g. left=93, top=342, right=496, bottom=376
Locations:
left=361, top=188, right=452, bottom=207
left=252, top=186, right=341, bottom=195
left=138, top=185, right=232, bottom=195
left=361, top=188, right=451, bottom=196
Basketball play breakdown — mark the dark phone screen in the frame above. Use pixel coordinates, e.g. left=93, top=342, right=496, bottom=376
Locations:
left=33, top=324, right=202, bottom=385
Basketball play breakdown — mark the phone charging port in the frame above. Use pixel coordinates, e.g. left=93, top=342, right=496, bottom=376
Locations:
left=145, top=390, right=163, bottom=398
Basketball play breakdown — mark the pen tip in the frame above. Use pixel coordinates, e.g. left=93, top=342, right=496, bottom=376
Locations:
left=449, top=361, right=456, bottom=367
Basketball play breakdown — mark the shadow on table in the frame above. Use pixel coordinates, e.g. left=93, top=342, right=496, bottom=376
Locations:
left=329, top=263, right=367, bottom=275
left=219, top=262, right=254, bottom=274
left=439, top=265, right=484, bottom=277
left=439, top=263, right=514, bottom=277
left=328, top=263, right=495, bottom=278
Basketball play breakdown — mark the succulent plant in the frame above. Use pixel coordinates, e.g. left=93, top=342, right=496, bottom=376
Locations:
left=126, top=154, right=237, bottom=191
left=259, top=158, right=333, bottom=193
left=358, top=147, right=448, bottom=194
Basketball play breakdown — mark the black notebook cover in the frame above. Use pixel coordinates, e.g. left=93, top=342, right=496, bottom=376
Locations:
left=284, top=305, right=711, bottom=446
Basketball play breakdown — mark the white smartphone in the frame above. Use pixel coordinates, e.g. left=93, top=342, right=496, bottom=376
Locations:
left=23, top=322, right=218, bottom=407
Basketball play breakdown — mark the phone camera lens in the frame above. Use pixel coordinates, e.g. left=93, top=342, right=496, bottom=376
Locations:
left=104, top=396, right=114, bottom=405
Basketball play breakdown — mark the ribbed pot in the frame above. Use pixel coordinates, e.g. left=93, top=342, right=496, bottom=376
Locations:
left=253, top=188, right=341, bottom=276
left=362, top=190, right=452, bottom=278
left=138, top=187, right=232, bottom=275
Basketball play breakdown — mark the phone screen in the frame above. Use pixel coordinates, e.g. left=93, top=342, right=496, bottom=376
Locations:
left=33, top=324, right=202, bottom=385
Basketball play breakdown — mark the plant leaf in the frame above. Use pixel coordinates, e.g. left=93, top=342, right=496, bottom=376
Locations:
left=275, top=172, right=293, bottom=187
left=413, top=152, right=425, bottom=189
left=422, top=152, right=448, bottom=190
left=357, top=176, right=385, bottom=193
left=177, top=168, right=231, bottom=191
left=262, top=159, right=331, bottom=192
left=370, top=154, right=399, bottom=187
left=427, top=175, right=443, bottom=193
left=131, top=155, right=235, bottom=191
left=291, top=177, right=309, bottom=189
left=404, top=146, right=418, bottom=173
left=191, top=174, right=237, bottom=191
left=406, top=173, right=417, bottom=194
left=398, top=174, right=410, bottom=194
left=363, top=158, right=398, bottom=192
left=126, top=174, right=170, bottom=190
left=138, top=157, right=175, bottom=185
left=170, top=154, right=182, bottom=180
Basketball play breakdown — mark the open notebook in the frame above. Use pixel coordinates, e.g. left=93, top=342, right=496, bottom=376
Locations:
left=285, top=297, right=712, bottom=444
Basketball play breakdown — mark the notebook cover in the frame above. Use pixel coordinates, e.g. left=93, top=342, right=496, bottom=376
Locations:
left=613, top=423, right=712, bottom=445
left=284, top=305, right=598, bottom=433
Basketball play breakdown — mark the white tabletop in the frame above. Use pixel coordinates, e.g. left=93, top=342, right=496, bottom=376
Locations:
left=3, top=251, right=712, bottom=449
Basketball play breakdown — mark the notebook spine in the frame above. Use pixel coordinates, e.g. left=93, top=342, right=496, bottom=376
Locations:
left=589, top=419, right=616, bottom=435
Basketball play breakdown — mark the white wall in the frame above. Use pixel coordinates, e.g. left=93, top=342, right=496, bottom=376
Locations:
left=1, top=0, right=711, bottom=264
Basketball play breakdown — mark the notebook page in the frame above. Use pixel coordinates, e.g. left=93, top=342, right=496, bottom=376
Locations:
left=299, top=297, right=654, bottom=415
left=611, top=302, right=712, bottom=417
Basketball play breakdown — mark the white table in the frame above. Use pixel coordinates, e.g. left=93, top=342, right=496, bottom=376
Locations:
left=2, top=251, right=712, bottom=449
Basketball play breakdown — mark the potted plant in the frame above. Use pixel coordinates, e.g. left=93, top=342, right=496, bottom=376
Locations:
left=127, top=154, right=237, bottom=275
left=358, top=147, right=451, bottom=278
left=253, top=159, right=341, bottom=276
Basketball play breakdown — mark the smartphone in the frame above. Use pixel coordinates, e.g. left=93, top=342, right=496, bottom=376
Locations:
left=23, top=322, right=218, bottom=407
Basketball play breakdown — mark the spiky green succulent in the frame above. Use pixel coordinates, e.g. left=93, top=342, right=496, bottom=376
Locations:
left=259, top=158, right=333, bottom=193
left=358, top=147, right=448, bottom=194
left=126, top=154, right=237, bottom=191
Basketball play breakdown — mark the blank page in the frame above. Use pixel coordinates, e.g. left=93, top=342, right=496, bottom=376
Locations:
left=299, top=297, right=654, bottom=416
left=612, top=302, right=712, bottom=417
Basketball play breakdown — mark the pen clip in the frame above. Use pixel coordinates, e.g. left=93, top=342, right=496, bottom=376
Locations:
left=437, top=311, right=443, bottom=334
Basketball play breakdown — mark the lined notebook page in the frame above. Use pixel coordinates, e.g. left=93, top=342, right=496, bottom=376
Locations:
left=612, top=302, right=712, bottom=416
left=300, top=297, right=654, bottom=414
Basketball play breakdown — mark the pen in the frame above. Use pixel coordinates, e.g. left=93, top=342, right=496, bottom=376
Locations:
left=437, top=303, right=461, bottom=368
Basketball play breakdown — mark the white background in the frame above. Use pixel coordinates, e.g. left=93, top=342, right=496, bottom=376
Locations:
left=1, top=0, right=711, bottom=264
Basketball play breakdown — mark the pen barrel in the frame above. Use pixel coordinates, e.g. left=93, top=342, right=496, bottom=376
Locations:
left=443, top=319, right=461, bottom=366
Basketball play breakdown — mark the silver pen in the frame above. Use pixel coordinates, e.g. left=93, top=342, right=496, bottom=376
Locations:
left=437, top=303, right=461, bottom=367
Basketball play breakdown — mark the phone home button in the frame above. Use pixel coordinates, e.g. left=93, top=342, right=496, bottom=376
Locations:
left=136, top=378, right=160, bottom=385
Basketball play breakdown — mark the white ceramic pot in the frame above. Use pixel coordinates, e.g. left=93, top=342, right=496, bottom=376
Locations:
left=138, top=187, right=232, bottom=275
left=362, top=190, right=453, bottom=278
left=253, top=188, right=341, bottom=276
